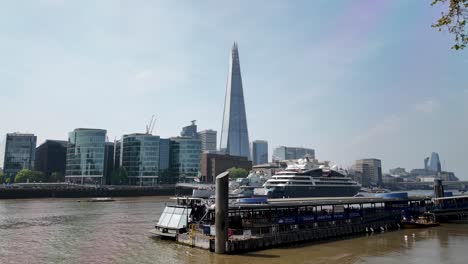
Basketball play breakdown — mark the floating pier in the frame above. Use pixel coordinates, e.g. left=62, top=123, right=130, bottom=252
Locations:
left=174, top=195, right=429, bottom=254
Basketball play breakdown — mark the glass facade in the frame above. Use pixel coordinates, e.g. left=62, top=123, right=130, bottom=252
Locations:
left=34, top=140, right=67, bottom=177
left=121, top=134, right=160, bottom=186
left=170, top=137, right=201, bottom=182
left=272, top=146, right=315, bottom=162
left=65, top=129, right=106, bottom=184
left=251, top=140, right=268, bottom=165
left=429, top=152, right=441, bottom=173
left=180, top=121, right=198, bottom=138
left=1, top=133, right=37, bottom=180
left=159, top=138, right=170, bottom=171
left=220, top=42, right=250, bottom=160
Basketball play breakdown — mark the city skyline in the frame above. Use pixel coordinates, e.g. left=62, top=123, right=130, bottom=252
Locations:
left=0, top=1, right=467, bottom=179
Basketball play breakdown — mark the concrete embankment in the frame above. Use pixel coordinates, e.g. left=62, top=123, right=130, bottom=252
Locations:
left=0, top=185, right=192, bottom=199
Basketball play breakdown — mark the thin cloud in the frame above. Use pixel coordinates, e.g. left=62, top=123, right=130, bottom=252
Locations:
left=350, top=115, right=401, bottom=146
left=413, top=99, right=440, bottom=114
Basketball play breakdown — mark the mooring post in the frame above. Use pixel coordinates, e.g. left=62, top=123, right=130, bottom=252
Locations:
left=215, top=171, right=229, bottom=254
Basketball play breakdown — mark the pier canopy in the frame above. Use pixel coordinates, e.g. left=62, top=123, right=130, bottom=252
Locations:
left=157, top=206, right=192, bottom=229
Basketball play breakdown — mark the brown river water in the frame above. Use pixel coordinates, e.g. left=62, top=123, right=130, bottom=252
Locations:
left=1, top=196, right=467, bottom=264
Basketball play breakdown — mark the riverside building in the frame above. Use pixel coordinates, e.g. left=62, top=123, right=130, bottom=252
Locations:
left=120, top=134, right=160, bottom=186
left=34, top=140, right=67, bottom=179
left=170, top=137, right=201, bottom=182
left=65, top=128, right=106, bottom=184
left=1, top=133, right=37, bottom=181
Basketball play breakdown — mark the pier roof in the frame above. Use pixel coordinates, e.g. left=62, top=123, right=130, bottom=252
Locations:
left=229, top=196, right=429, bottom=210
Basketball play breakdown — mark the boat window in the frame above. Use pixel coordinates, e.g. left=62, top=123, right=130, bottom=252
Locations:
left=169, top=214, right=182, bottom=228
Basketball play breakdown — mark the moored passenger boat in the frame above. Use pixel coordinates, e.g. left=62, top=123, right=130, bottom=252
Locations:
left=262, top=158, right=361, bottom=198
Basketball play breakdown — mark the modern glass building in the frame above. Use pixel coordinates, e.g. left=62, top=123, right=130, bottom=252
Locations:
left=180, top=120, right=198, bottom=138
left=65, top=128, right=106, bottom=184
left=272, top=146, right=315, bottom=162
left=120, top=134, right=160, bottom=186
left=1, top=133, right=37, bottom=181
left=104, top=142, right=115, bottom=185
left=170, top=137, right=201, bottom=182
left=34, top=139, right=67, bottom=178
left=429, top=152, right=441, bottom=173
left=220, top=42, right=250, bottom=160
left=251, top=140, right=268, bottom=165
left=159, top=138, right=170, bottom=171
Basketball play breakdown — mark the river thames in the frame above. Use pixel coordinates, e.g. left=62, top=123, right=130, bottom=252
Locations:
left=1, top=196, right=467, bottom=264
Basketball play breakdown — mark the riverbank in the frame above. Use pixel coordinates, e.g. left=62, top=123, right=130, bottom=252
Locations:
left=0, top=184, right=192, bottom=199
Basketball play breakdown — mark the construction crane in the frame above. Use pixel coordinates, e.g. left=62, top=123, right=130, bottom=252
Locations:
left=145, top=115, right=156, bottom=135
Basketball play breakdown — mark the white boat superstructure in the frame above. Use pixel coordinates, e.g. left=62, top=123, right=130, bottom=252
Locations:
left=262, top=158, right=361, bottom=198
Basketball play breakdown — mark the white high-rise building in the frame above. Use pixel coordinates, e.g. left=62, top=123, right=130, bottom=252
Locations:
left=198, top=130, right=217, bottom=153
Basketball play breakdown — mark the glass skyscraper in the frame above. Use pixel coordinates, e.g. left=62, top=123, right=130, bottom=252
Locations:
left=121, top=134, right=160, bottom=186
left=1, top=133, right=37, bottom=181
left=429, top=152, right=442, bottom=173
left=220, top=42, right=250, bottom=160
left=65, top=128, right=106, bottom=184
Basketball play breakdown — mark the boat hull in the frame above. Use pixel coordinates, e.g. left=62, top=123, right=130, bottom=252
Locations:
left=265, top=185, right=361, bottom=198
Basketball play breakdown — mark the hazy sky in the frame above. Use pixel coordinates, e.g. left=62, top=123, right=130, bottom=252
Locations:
left=0, top=1, right=467, bottom=178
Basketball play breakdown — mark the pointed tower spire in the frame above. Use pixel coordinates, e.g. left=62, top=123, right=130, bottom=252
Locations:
left=220, top=42, right=250, bottom=160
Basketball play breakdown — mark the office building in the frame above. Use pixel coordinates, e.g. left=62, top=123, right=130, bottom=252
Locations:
left=251, top=140, right=268, bottom=165
left=200, top=153, right=252, bottom=183
left=170, top=137, right=201, bottom=182
left=1, top=133, right=37, bottom=181
left=120, top=134, right=160, bottom=186
left=429, top=152, right=442, bottom=173
left=219, top=42, right=250, bottom=160
left=158, top=138, right=173, bottom=183
left=104, top=142, right=115, bottom=185
left=181, top=120, right=198, bottom=138
left=114, top=139, right=122, bottom=170
left=159, top=138, right=170, bottom=171
left=65, top=128, right=106, bottom=184
left=34, top=140, right=67, bottom=179
left=198, top=130, right=217, bottom=153
left=350, top=164, right=371, bottom=187
left=353, top=158, right=382, bottom=186
left=272, top=146, right=315, bottom=162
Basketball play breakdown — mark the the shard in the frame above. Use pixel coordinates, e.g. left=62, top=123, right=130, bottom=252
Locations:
left=220, top=42, right=250, bottom=160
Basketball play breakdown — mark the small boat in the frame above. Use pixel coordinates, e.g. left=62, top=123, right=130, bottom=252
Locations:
left=150, top=197, right=209, bottom=239
left=86, top=197, right=115, bottom=202
left=401, top=213, right=440, bottom=228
